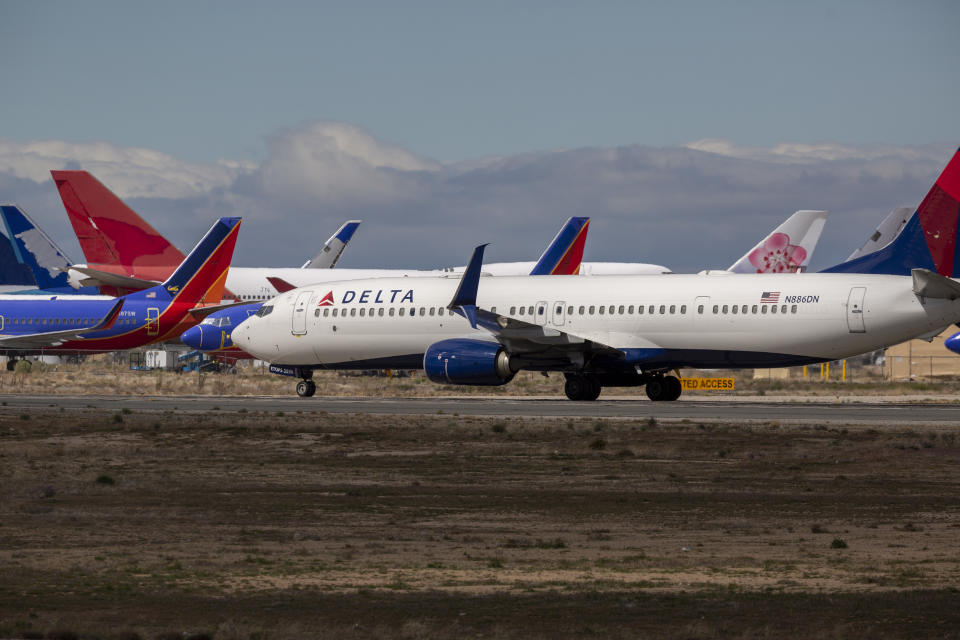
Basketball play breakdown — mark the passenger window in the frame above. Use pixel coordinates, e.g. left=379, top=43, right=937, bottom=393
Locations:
left=712, top=305, right=718, bottom=314
left=618, top=305, right=624, bottom=314
left=323, top=309, right=329, bottom=317
left=510, top=306, right=516, bottom=315
left=781, top=305, right=787, bottom=314
left=579, top=306, right=585, bottom=314
left=681, top=305, right=687, bottom=314
left=399, top=308, right=405, bottom=316
left=731, top=305, right=738, bottom=315
left=429, top=308, right=435, bottom=316
left=528, top=306, right=534, bottom=315
left=556, top=306, right=562, bottom=315
left=389, top=308, right=395, bottom=317
left=314, top=309, right=320, bottom=317
left=359, top=308, right=366, bottom=317
left=608, top=305, right=614, bottom=314
left=659, top=305, right=666, bottom=314
left=669, top=305, right=676, bottom=314
left=567, top=306, right=573, bottom=315
left=722, top=305, right=728, bottom=314
left=589, top=305, right=595, bottom=314
left=438, top=308, right=445, bottom=316
left=333, top=309, right=339, bottom=317
left=697, top=305, right=703, bottom=314
left=350, top=308, right=356, bottom=317
left=378, top=308, right=384, bottom=317
left=638, top=305, right=644, bottom=314
left=538, top=306, right=545, bottom=316
left=628, top=305, right=634, bottom=314
left=648, top=305, right=654, bottom=314
left=771, top=305, right=778, bottom=314
left=410, top=308, right=416, bottom=316
left=420, top=307, right=426, bottom=316
left=519, top=307, right=525, bottom=316
left=762, top=305, right=768, bottom=314
left=752, top=305, right=758, bottom=314
left=598, top=306, right=605, bottom=315
left=791, top=305, right=798, bottom=313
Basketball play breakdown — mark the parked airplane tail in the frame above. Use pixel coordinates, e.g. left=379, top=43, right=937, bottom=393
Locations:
left=822, top=149, right=960, bottom=277
left=133, top=217, right=242, bottom=306
left=727, top=210, right=827, bottom=273
left=0, top=204, right=71, bottom=289
left=304, top=220, right=362, bottom=269
left=51, top=170, right=186, bottom=270
left=528, top=217, right=590, bottom=275
left=0, top=211, right=38, bottom=288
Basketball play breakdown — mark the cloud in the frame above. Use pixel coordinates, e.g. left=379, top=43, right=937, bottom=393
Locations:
left=0, top=123, right=954, bottom=274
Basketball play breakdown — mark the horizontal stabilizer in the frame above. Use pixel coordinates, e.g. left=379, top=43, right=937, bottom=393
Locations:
left=67, top=266, right=160, bottom=291
left=912, top=268, right=960, bottom=300
left=187, top=300, right=260, bottom=320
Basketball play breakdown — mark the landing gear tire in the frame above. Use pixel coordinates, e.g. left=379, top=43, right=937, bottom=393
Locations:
left=296, top=379, right=316, bottom=398
left=5, top=358, right=15, bottom=372
left=564, top=374, right=600, bottom=401
left=646, top=375, right=682, bottom=401
left=585, top=376, right=602, bottom=401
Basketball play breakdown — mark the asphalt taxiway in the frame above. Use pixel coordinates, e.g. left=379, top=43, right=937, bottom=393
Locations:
left=4, top=394, right=960, bottom=425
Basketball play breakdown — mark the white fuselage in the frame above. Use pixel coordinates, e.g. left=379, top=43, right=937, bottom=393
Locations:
left=214, top=261, right=670, bottom=302
left=232, top=272, right=960, bottom=370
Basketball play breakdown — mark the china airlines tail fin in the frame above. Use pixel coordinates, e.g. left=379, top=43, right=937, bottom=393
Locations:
left=727, top=210, right=827, bottom=273
left=823, top=149, right=960, bottom=276
left=0, top=204, right=72, bottom=290
left=303, top=220, right=362, bottom=269
left=51, top=170, right=185, bottom=269
left=528, top=217, right=590, bottom=275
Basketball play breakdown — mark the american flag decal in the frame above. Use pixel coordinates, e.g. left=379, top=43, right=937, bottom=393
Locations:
left=760, top=291, right=780, bottom=303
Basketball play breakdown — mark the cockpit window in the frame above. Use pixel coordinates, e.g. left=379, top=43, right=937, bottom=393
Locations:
left=256, top=305, right=274, bottom=318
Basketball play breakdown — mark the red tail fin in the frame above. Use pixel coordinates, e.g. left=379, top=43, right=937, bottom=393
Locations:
left=51, top=170, right=185, bottom=272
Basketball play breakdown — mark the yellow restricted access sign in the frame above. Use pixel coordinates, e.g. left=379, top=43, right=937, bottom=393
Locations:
left=680, top=377, right=735, bottom=391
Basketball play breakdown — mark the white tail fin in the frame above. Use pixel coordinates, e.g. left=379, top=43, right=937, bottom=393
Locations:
left=727, top=210, right=827, bottom=273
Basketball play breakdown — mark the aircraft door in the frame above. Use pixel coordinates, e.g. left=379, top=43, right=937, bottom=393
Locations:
left=291, top=291, right=313, bottom=335
left=551, top=301, right=566, bottom=327
left=846, top=287, right=866, bottom=333
left=535, top=300, right=548, bottom=326
left=146, top=307, right=160, bottom=336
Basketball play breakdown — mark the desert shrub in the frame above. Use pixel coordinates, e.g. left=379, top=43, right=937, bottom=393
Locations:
left=95, top=475, right=115, bottom=485
left=491, top=422, right=506, bottom=433
left=589, top=438, right=606, bottom=450
left=830, top=538, right=848, bottom=549
left=112, top=413, right=123, bottom=424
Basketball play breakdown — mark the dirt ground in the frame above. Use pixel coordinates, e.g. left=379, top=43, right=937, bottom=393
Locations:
left=1, top=406, right=960, bottom=638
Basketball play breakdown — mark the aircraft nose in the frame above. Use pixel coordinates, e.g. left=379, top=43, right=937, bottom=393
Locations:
left=181, top=325, right=205, bottom=350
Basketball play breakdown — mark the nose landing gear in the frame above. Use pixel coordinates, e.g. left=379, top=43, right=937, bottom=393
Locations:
left=296, top=373, right=316, bottom=398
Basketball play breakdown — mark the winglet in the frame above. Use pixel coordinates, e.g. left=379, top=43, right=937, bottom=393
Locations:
left=93, top=298, right=124, bottom=331
left=305, top=219, right=362, bottom=269
left=529, top=217, right=590, bottom=275
left=448, top=244, right=488, bottom=328
left=267, top=276, right=297, bottom=293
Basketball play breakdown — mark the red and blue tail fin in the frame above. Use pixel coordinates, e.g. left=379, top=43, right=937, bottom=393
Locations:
left=528, top=217, right=589, bottom=275
left=52, top=170, right=186, bottom=270
left=823, top=149, right=960, bottom=277
left=134, top=217, right=241, bottom=306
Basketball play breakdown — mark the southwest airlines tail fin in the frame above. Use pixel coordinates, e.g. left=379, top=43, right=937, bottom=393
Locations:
left=303, top=220, right=362, bottom=269
left=0, top=204, right=72, bottom=289
left=823, top=149, right=960, bottom=276
left=727, top=210, right=827, bottom=273
left=528, top=217, right=589, bottom=275
left=134, top=217, right=241, bottom=306
left=51, top=170, right=185, bottom=269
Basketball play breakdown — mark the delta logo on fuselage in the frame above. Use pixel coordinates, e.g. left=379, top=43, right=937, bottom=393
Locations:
left=319, top=289, right=415, bottom=306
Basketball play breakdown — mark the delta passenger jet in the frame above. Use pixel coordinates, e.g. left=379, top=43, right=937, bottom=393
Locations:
left=232, top=150, right=960, bottom=401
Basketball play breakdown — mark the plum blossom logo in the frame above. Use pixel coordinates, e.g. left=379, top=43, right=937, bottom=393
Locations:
left=748, top=233, right=806, bottom=273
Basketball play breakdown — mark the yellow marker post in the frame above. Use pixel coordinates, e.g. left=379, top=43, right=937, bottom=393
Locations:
left=842, top=359, right=847, bottom=382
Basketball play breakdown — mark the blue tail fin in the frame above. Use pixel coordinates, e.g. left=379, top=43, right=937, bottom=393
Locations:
left=822, top=149, right=960, bottom=276
left=0, top=204, right=73, bottom=289
left=528, top=217, right=589, bottom=275
left=0, top=227, right=35, bottom=287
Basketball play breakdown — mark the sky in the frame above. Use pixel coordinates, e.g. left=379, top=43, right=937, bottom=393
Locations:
left=0, top=0, right=958, bottom=273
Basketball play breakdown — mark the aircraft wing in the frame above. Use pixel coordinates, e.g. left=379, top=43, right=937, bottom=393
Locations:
left=66, top=266, right=160, bottom=291
left=0, top=298, right=123, bottom=348
left=447, top=245, right=622, bottom=361
left=187, top=300, right=261, bottom=320
left=304, top=220, right=362, bottom=269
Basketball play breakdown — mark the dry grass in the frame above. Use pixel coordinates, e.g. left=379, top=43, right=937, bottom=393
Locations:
left=1, top=408, right=960, bottom=637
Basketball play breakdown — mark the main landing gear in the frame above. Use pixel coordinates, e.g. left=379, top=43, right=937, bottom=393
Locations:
left=296, top=372, right=316, bottom=398
left=645, top=374, right=682, bottom=401
left=564, top=373, right=602, bottom=401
